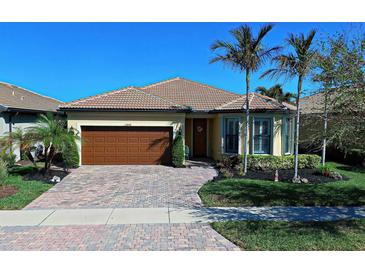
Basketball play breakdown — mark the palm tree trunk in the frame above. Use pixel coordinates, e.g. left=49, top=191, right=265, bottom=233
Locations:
left=322, top=91, right=328, bottom=166
left=43, top=145, right=49, bottom=173
left=48, top=146, right=55, bottom=171
left=293, top=75, right=303, bottom=179
left=243, top=69, right=250, bottom=174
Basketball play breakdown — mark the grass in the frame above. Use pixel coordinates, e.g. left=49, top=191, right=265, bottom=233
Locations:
left=199, top=162, right=365, bottom=206
left=212, top=219, right=365, bottom=251
left=0, top=165, right=52, bottom=210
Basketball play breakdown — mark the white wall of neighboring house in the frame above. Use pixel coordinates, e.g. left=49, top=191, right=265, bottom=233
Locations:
left=0, top=112, right=40, bottom=161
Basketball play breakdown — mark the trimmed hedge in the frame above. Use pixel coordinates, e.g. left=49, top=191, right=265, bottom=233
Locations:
left=172, top=133, right=184, bottom=167
left=247, top=154, right=321, bottom=171
left=63, top=139, right=80, bottom=168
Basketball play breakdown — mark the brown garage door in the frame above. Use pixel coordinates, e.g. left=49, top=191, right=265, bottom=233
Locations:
left=81, top=126, right=172, bottom=165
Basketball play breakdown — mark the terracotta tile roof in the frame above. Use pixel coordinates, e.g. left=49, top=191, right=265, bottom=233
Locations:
left=60, top=87, right=186, bottom=111
left=140, top=77, right=241, bottom=111
left=60, top=77, right=293, bottom=113
left=215, top=92, right=295, bottom=111
left=0, top=82, right=62, bottom=112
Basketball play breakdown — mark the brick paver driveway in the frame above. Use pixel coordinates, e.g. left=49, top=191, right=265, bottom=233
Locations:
left=0, top=224, right=239, bottom=251
left=25, top=163, right=217, bottom=209
left=1, top=162, right=240, bottom=250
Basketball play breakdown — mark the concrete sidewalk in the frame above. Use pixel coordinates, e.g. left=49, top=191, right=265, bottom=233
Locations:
left=1, top=206, right=364, bottom=227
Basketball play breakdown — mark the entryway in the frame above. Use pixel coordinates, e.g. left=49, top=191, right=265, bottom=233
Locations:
left=193, top=118, right=207, bottom=157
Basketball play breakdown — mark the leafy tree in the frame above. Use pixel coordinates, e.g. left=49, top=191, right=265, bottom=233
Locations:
left=311, top=30, right=365, bottom=161
left=255, top=84, right=294, bottom=102
left=28, top=113, right=80, bottom=173
left=261, top=30, right=317, bottom=180
left=210, top=24, right=280, bottom=174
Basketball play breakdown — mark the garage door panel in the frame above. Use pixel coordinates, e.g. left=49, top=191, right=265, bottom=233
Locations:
left=94, top=137, right=106, bottom=144
left=105, top=136, right=118, bottom=143
left=81, top=126, right=172, bottom=165
left=117, top=137, right=128, bottom=143
left=128, top=137, right=139, bottom=144
left=117, top=147, right=128, bottom=153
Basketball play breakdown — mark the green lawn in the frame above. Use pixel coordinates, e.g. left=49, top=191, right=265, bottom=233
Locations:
left=212, top=219, right=365, bottom=251
left=199, top=162, right=365, bottom=206
left=0, top=166, right=52, bottom=209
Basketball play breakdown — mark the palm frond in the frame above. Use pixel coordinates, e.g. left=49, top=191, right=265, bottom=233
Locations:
left=255, top=86, right=267, bottom=94
left=210, top=23, right=278, bottom=74
left=253, top=24, right=274, bottom=48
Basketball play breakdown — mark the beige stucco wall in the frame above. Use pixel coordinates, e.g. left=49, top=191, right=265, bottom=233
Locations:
left=272, top=114, right=282, bottom=156
left=66, top=110, right=293, bottom=164
left=185, top=118, right=193, bottom=154
left=210, top=114, right=222, bottom=160
left=66, top=111, right=186, bottom=165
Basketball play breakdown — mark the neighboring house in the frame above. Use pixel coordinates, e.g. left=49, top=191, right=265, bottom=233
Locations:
left=60, top=77, right=296, bottom=165
left=299, top=92, right=364, bottom=165
left=0, top=82, right=63, bottom=159
left=299, top=93, right=326, bottom=154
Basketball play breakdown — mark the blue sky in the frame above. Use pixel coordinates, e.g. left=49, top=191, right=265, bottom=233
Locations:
left=0, top=22, right=361, bottom=102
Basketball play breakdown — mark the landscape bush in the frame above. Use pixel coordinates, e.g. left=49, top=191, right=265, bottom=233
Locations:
left=247, top=154, right=321, bottom=171
left=0, top=151, right=16, bottom=168
left=172, top=133, right=184, bottom=167
left=317, top=164, right=332, bottom=177
left=63, top=139, right=80, bottom=168
left=0, top=159, right=8, bottom=182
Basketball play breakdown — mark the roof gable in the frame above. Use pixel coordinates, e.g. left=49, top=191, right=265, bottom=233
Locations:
left=215, top=92, right=295, bottom=111
left=140, top=77, right=241, bottom=111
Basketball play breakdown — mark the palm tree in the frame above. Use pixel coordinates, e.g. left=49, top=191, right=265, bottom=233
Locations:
left=210, top=24, right=281, bottom=174
left=0, top=128, right=35, bottom=164
left=255, top=84, right=294, bottom=102
left=28, top=113, right=80, bottom=173
left=261, top=30, right=317, bottom=180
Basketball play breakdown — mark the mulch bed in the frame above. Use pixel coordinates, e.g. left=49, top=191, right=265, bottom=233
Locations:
left=23, top=169, right=70, bottom=184
left=217, top=169, right=348, bottom=184
left=0, top=185, right=18, bottom=199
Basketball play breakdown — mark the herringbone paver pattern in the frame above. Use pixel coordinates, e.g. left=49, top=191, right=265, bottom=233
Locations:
left=0, top=224, right=240, bottom=251
left=25, top=165, right=217, bottom=209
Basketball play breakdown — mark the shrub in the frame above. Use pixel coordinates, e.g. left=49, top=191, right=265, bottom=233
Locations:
left=247, top=154, right=321, bottom=171
left=220, top=168, right=234, bottom=178
left=0, top=159, right=8, bottom=182
left=0, top=151, right=16, bottom=168
left=63, top=139, right=80, bottom=168
left=172, top=133, right=184, bottom=167
left=317, top=164, right=332, bottom=177
left=217, top=154, right=241, bottom=170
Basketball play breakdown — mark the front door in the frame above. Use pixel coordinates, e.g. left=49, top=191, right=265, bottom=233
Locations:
left=193, top=119, right=207, bottom=157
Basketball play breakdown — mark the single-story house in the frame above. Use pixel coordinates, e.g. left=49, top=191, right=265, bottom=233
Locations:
left=60, top=77, right=296, bottom=165
left=299, top=92, right=364, bottom=165
left=0, top=82, right=63, bottom=159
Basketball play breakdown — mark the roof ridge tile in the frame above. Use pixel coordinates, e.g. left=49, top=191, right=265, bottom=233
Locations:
left=140, top=77, right=181, bottom=89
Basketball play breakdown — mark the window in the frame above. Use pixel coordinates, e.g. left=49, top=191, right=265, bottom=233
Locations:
left=283, top=117, right=291, bottom=154
left=224, top=118, right=239, bottom=153
left=253, top=118, right=271, bottom=154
